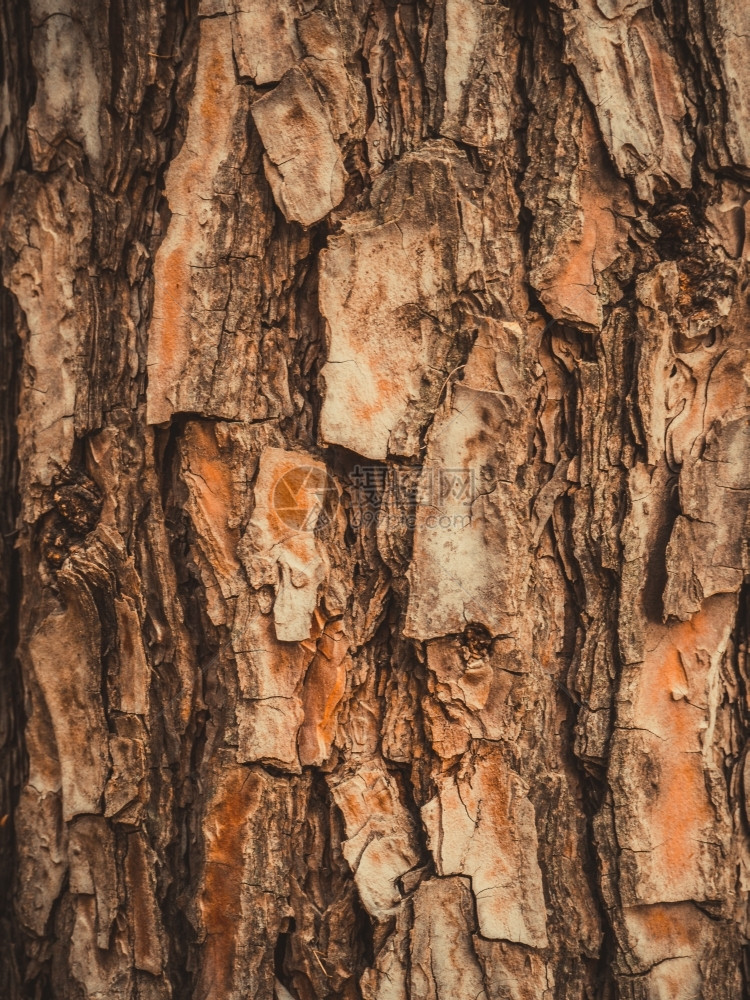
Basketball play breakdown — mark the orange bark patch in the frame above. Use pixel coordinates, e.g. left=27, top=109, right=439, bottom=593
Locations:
left=298, top=618, right=349, bottom=766
left=146, top=18, right=240, bottom=423
left=183, top=421, right=240, bottom=581
left=422, top=748, right=548, bottom=946
left=533, top=109, right=633, bottom=329
left=622, top=902, right=708, bottom=984
left=348, top=373, right=396, bottom=426
left=652, top=754, right=712, bottom=878
left=634, top=595, right=734, bottom=743
left=626, top=903, right=696, bottom=951
left=199, top=766, right=263, bottom=999
left=618, top=594, right=735, bottom=897
left=199, top=39, right=232, bottom=135
left=155, top=243, right=189, bottom=375
left=125, top=833, right=163, bottom=975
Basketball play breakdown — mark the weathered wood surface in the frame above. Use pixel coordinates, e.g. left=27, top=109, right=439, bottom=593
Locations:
left=0, top=0, right=749, bottom=997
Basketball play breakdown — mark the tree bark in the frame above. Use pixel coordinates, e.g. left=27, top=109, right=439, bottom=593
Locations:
left=1, top=1, right=749, bottom=998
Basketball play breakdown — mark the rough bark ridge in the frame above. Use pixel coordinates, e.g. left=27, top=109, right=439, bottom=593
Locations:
left=1, top=0, right=749, bottom=998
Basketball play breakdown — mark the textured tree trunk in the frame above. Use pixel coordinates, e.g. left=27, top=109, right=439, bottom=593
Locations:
left=1, top=0, right=749, bottom=997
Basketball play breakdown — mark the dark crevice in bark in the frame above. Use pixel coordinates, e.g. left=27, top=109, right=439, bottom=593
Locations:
left=589, top=866, right=617, bottom=1000
left=35, top=876, right=70, bottom=1000
left=294, top=228, right=329, bottom=451
left=0, top=15, right=33, bottom=995
left=554, top=609, right=617, bottom=993
left=641, top=470, right=679, bottom=624
left=165, top=786, right=202, bottom=999
left=0, top=285, right=24, bottom=999
left=510, top=0, right=539, bottom=272
left=449, top=138, right=486, bottom=177
left=731, top=577, right=750, bottom=950
left=153, top=420, right=206, bottom=1000
left=274, top=916, right=296, bottom=995
left=169, top=466, right=213, bottom=831
left=655, top=0, right=729, bottom=181
left=545, top=313, right=626, bottom=997
left=303, top=772, right=375, bottom=997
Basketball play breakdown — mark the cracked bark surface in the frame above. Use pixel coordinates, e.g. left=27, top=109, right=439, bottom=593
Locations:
left=1, top=0, right=749, bottom=998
